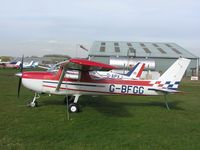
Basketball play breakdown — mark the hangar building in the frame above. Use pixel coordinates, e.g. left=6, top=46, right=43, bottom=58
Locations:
left=89, top=41, right=199, bottom=77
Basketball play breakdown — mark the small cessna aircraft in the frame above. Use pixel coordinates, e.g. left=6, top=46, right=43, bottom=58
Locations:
left=16, top=57, right=190, bottom=113
left=16, top=61, right=39, bottom=69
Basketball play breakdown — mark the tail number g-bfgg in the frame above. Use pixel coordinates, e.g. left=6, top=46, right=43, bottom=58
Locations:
left=109, top=84, right=144, bottom=94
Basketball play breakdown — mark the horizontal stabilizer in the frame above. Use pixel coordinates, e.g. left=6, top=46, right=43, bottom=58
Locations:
left=148, top=87, right=181, bottom=94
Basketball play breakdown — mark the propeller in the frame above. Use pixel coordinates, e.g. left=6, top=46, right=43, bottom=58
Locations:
left=16, top=55, right=24, bottom=98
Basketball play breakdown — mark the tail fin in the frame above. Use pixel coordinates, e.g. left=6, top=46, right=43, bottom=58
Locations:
left=156, top=58, right=190, bottom=89
left=125, top=62, right=145, bottom=79
left=15, top=61, right=21, bottom=66
left=29, top=61, right=34, bottom=66
left=32, top=62, right=39, bottom=67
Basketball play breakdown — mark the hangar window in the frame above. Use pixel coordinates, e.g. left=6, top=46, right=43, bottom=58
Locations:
left=114, top=42, right=119, bottom=46
left=153, top=43, right=159, bottom=47
left=129, top=47, right=136, bottom=53
left=100, top=46, right=105, bottom=52
left=171, top=48, right=182, bottom=54
left=115, top=47, right=120, bottom=52
left=166, top=44, right=172, bottom=47
left=127, top=43, right=132, bottom=47
left=143, top=48, right=151, bottom=53
left=157, top=48, right=166, bottom=54
left=101, top=42, right=106, bottom=46
left=140, top=43, right=146, bottom=47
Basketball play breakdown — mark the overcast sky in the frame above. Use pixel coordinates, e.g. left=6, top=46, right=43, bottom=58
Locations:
left=0, top=0, right=200, bottom=57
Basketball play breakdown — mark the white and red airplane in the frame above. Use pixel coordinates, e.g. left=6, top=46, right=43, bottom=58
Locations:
left=16, top=57, right=190, bottom=113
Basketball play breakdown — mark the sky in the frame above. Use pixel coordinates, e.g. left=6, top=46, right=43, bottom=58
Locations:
left=0, top=0, right=200, bottom=57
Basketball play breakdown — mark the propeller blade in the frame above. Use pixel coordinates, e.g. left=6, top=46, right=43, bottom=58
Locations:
left=17, top=55, right=24, bottom=98
left=17, top=78, right=22, bottom=98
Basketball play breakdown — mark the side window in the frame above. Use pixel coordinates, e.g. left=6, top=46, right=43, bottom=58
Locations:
left=65, top=70, right=80, bottom=80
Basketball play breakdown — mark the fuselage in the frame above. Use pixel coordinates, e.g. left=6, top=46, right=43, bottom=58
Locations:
left=21, top=71, right=160, bottom=96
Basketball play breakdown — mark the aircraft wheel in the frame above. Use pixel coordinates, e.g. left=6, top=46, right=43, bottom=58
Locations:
left=29, top=101, right=38, bottom=107
left=69, top=103, right=79, bottom=113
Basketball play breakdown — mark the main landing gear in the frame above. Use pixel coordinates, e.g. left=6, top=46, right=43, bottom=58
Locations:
left=65, top=95, right=80, bottom=113
left=28, top=93, right=40, bottom=107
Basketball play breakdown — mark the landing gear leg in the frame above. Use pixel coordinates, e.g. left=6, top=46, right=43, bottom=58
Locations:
left=64, top=95, right=74, bottom=104
left=28, top=93, right=40, bottom=107
left=67, top=95, right=80, bottom=113
left=164, top=94, right=170, bottom=110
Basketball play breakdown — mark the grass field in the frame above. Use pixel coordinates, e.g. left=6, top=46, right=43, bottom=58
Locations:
left=0, top=69, right=200, bottom=150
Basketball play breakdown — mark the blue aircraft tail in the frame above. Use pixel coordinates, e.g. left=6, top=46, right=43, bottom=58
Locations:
left=125, top=62, right=140, bottom=77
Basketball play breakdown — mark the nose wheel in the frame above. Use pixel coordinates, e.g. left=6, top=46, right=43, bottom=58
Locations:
left=27, top=93, right=40, bottom=107
left=29, top=101, right=38, bottom=107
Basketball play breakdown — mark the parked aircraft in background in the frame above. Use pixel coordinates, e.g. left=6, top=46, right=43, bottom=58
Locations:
left=16, top=61, right=39, bottom=69
left=0, top=61, right=21, bottom=68
left=32, top=62, right=39, bottom=68
left=94, top=62, right=145, bottom=80
left=16, top=57, right=190, bottom=113
left=0, top=59, right=39, bottom=69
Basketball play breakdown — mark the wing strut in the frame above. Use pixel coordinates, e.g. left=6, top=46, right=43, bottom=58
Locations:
left=56, top=67, right=66, bottom=91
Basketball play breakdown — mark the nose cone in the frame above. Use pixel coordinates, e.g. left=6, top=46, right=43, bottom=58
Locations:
left=15, top=72, right=22, bottom=77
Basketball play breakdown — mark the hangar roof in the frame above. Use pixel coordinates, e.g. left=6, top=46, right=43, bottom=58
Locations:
left=89, top=41, right=198, bottom=59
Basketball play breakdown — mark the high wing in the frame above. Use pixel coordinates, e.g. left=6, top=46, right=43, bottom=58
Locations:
left=56, top=58, right=117, bottom=91
left=61, top=58, right=116, bottom=71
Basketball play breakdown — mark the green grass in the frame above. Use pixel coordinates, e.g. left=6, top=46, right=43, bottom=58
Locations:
left=0, top=69, right=200, bottom=150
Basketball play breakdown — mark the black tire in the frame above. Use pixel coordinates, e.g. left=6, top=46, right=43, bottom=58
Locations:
left=68, top=103, right=79, bottom=113
left=28, top=101, right=38, bottom=107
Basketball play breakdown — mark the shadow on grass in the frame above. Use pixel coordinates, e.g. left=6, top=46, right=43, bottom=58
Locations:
left=80, top=96, right=133, bottom=117
left=41, top=97, right=65, bottom=106
left=38, top=95, right=184, bottom=117
left=143, top=100, right=184, bottom=110
left=79, top=96, right=184, bottom=117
